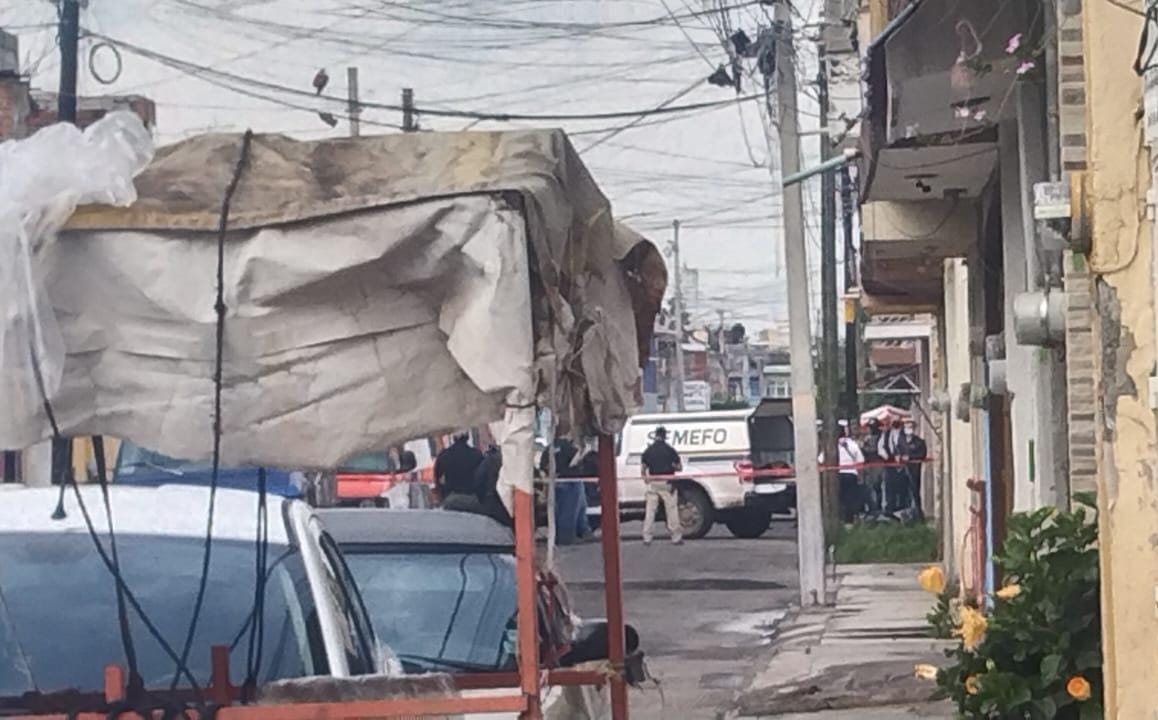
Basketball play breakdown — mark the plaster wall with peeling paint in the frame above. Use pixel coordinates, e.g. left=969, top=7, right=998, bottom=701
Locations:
left=1083, top=0, right=1158, bottom=715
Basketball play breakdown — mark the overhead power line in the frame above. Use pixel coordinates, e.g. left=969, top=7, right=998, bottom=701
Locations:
left=90, top=31, right=771, bottom=124
left=180, top=0, right=766, bottom=34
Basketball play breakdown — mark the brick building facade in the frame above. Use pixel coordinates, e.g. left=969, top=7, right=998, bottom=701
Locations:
left=0, top=29, right=155, bottom=142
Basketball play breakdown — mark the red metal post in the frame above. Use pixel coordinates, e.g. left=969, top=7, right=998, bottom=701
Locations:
left=598, top=434, right=629, bottom=720
left=210, top=644, right=235, bottom=705
left=102, top=665, right=124, bottom=704
left=513, top=486, right=541, bottom=719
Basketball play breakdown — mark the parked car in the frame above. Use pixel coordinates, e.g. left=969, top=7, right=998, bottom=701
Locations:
left=317, top=508, right=622, bottom=718
left=0, top=485, right=388, bottom=710
left=113, top=441, right=306, bottom=499
left=603, top=408, right=795, bottom=540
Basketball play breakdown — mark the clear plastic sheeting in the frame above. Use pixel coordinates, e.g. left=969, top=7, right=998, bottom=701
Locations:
left=0, top=111, right=153, bottom=441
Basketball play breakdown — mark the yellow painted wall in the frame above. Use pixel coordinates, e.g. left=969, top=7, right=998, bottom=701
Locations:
left=1083, top=2, right=1157, bottom=716
left=71, top=436, right=122, bottom=482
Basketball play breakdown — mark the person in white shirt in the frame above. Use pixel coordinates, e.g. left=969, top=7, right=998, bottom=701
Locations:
left=820, top=422, right=866, bottom=523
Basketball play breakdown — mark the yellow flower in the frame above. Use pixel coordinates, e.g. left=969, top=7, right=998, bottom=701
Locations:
left=1067, top=675, right=1092, bottom=701
left=965, top=675, right=981, bottom=695
left=995, top=584, right=1021, bottom=600
left=913, top=664, right=938, bottom=681
left=917, top=565, right=946, bottom=594
left=954, top=605, right=987, bottom=650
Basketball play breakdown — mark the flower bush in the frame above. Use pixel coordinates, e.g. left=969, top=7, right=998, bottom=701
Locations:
left=918, top=494, right=1102, bottom=719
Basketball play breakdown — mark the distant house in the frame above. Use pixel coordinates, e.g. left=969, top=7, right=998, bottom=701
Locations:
left=0, top=29, right=155, bottom=141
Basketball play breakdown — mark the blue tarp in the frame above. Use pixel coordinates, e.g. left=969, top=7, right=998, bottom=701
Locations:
left=112, top=442, right=303, bottom=498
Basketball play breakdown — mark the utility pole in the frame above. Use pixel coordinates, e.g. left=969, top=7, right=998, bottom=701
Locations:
left=672, top=219, right=686, bottom=412
left=402, top=88, right=417, bottom=132
left=817, top=44, right=841, bottom=533
left=841, top=166, right=858, bottom=418
left=767, top=4, right=826, bottom=605
left=58, top=0, right=80, bottom=124
left=346, top=67, right=361, bottom=138
left=50, top=0, right=82, bottom=491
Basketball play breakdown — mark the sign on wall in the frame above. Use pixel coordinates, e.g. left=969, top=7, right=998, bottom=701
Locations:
left=683, top=381, right=711, bottom=412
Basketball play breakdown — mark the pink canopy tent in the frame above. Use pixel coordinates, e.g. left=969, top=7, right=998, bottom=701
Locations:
left=859, top=404, right=912, bottom=426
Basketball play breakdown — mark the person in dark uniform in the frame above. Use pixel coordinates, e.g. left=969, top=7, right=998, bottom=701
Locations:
left=877, top=419, right=907, bottom=516
left=641, top=426, right=683, bottom=545
left=539, top=438, right=591, bottom=544
left=434, top=432, right=484, bottom=503
left=903, top=420, right=928, bottom=520
left=461, top=443, right=511, bottom=527
left=860, top=419, right=883, bottom=515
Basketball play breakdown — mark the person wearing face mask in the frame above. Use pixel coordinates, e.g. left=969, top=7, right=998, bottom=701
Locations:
left=902, top=420, right=928, bottom=521
left=877, top=419, right=906, bottom=516
left=860, top=419, right=883, bottom=515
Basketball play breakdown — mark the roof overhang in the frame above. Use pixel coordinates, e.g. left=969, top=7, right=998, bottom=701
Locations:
left=864, top=318, right=934, bottom=341
left=859, top=0, right=1030, bottom=202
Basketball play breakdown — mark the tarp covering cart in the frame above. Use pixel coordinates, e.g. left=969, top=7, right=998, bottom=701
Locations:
left=2, top=114, right=665, bottom=719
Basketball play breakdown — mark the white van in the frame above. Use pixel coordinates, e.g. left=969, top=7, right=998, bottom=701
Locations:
left=595, top=409, right=793, bottom=539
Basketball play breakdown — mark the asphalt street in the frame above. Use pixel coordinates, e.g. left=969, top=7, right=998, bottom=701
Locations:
left=556, top=519, right=800, bottom=720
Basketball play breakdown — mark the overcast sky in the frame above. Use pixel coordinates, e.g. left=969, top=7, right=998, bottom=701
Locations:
left=2, top=0, right=839, bottom=333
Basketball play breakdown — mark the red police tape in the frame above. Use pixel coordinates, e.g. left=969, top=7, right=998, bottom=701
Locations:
left=543, top=457, right=936, bottom=483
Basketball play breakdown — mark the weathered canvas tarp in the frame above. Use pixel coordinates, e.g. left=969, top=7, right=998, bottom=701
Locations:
left=3, top=126, right=664, bottom=483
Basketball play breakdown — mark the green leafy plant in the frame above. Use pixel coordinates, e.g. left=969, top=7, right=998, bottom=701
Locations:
left=931, top=495, right=1102, bottom=719
left=832, top=521, right=938, bottom=564
left=926, top=581, right=976, bottom=640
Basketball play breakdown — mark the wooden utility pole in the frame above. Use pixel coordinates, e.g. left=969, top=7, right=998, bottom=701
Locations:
left=672, top=219, right=686, bottom=412
left=346, top=67, right=361, bottom=138
left=817, top=44, right=841, bottom=532
left=768, top=3, right=826, bottom=605
left=58, top=0, right=80, bottom=124
left=841, top=166, right=858, bottom=417
left=402, top=87, right=417, bottom=132
left=50, top=0, right=82, bottom=490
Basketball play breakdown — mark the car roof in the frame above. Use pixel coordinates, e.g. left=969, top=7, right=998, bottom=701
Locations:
left=0, top=485, right=293, bottom=545
left=317, top=508, right=514, bottom=551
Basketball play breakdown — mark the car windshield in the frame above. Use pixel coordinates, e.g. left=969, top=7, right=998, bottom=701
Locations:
left=338, top=452, right=395, bottom=474
left=0, top=532, right=325, bottom=697
left=343, top=550, right=516, bottom=673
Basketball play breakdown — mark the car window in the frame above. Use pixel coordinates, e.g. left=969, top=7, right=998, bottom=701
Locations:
left=343, top=550, right=517, bottom=673
left=316, top=533, right=377, bottom=675
left=0, top=533, right=322, bottom=695
left=337, top=452, right=395, bottom=474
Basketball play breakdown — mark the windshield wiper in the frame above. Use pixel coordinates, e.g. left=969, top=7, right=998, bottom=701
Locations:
left=395, top=653, right=499, bottom=673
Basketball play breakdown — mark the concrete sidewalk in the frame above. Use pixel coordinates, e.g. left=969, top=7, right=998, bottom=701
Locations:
left=731, top=564, right=953, bottom=718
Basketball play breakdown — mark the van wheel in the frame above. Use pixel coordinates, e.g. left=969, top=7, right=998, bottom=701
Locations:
left=675, top=485, right=715, bottom=540
left=724, top=508, right=772, bottom=539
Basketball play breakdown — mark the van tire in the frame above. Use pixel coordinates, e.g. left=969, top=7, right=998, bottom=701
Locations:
left=675, top=484, right=714, bottom=539
left=724, top=508, right=772, bottom=539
